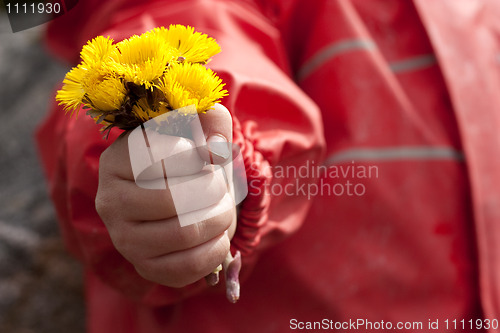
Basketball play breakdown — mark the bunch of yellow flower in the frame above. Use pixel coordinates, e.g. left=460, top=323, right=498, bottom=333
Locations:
left=56, top=25, right=228, bottom=134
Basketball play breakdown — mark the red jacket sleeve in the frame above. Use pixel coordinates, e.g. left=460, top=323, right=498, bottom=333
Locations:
left=37, top=0, right=325, bottom=306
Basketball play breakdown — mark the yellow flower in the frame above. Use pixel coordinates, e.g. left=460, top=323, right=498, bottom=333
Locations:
left=56, top=25, right=229, bottom=132
left=111, top=32, right=176, bottom=88
left=152, top=25, right=221, bottom=64
left=56, top=36, right=119, bottom=114
left=132, top=95, right=175, bottom=122
left=84, top=74, right=126, bottom=111
left=131, top=98, right=153, bottom=121
left=159, top=62, right=228, bottom=112
left=56, top=65, right=87, bottom=113
left=56, top=64, right=125, bottom=113
left=80, top=36, right=117, bottom=66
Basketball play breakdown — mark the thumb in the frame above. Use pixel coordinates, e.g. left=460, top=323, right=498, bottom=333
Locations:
left=192, top=103, right=233, bottom=165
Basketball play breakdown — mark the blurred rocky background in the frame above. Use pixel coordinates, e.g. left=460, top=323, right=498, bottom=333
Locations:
left=0, top=16, right=85, bottom=333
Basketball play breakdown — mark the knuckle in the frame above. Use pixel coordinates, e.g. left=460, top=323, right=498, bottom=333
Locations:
left=95, top=190, right=108, bottom=216
left=216, top=232, right=231, bottom=255
left=213, top=168, right=228, bottom=188
left=95, top=184, right=131, bottom=226
left=216, top=237, right=231, bottom=259
left=134, top=261, right=156, bottom=282
left=218, top=207, right=234, bottom=230
left=108, top=227, right=133, bottom=258
left=135, top=261, right=190, bottom=288
left=203, top=169, right=227, bottom=202
left=205, top=207, right=234, bottom=231
left=95, top=190, right=113, bottom=223
left=109, top=228, right=126, bottom=250
left=167, top=278, right=192, bottom=289
left=185, top=240, right=229, bottom=277
left=134, top=259, right=169, bottom=284
left=177, top=208, right=234, bottom=246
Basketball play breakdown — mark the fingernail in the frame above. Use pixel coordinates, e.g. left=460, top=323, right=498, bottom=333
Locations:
left=207, top=135, right=230, bottom=159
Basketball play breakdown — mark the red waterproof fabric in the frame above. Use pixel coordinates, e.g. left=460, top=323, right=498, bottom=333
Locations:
left=37, top=0, right=500, bottom=332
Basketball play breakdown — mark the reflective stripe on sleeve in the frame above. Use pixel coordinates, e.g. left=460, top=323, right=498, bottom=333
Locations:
left=389, top=54, right=437, bottom=73
left=324, top=146, right=464, bottom=165
left=296, top=39, right=376, bottom=82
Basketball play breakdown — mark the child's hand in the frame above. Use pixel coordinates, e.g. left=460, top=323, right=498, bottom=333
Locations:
left=95, top=104, right=236, bottom=288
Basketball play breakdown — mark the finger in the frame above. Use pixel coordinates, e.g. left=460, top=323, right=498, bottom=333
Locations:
left=135, top=231, right=231, bottom=288
left=144, top=128, right=205, bottom=177
left=96, top=177, right=176, bottom=223
left=113, top=203, right=235, bottom=261
left=192, top=103, right=233, bottom=165
left=101, top=130, right=205, bottom=182
left=97, top=168, right=229, bottom=223
left=165, top=165, right=228, bottom=215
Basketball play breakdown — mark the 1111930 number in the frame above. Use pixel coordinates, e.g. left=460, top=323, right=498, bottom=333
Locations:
left=6, top=2, right=61, bottom=14
left=444, top=319, right=499, bottom=330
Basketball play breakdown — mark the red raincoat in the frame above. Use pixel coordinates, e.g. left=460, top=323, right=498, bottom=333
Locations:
left=37, top=0, right=500, bottom=332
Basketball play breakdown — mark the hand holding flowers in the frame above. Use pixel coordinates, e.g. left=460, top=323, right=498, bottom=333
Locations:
left=95, top=104, right=237, bottom=290
left=56, top=25, right=242, bottom=302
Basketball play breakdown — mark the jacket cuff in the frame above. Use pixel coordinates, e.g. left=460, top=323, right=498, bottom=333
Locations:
left=230, top=116, right=272, bottom=257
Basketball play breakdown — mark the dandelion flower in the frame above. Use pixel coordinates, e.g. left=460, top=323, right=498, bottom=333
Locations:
left=56, top=25, right=229, bottom=136
left=56, top=65, right=87, bottom=113
left=80, top=36, right=118, bottom=66
left=84, top=75, right=126, bottom=111
left=131, top=97, right=165, bottom=122
left=56, top=36, right=119, bottom=114
left=152, top=25, right=221, bottom=64
left=111, top=32, right=176, bottom=88
left=159, top=62, right=228, bottom=112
